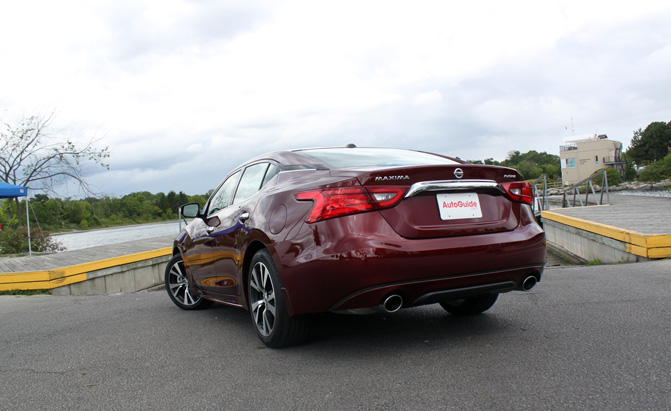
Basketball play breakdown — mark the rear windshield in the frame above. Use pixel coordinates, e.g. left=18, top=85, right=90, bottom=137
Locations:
left=296, top=148, right=458, bottom=169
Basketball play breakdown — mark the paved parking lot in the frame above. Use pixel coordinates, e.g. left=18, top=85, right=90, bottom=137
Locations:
left=1, top=260, right=670, bottom=410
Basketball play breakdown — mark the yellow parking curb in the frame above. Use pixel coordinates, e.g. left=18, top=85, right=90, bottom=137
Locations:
left=541, top=211, right=671, bottom=259
left=0, top=247, right=172, bottom=291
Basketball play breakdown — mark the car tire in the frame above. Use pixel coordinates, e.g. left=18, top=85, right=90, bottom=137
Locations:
left=165, top=254, right=212, bottom=310
left=248, top=249, right=310, bottom=348
left=439, top=293, right=499, bottom=316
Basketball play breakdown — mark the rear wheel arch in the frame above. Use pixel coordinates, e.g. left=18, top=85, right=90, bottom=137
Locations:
left=247, top=248, right=310, bottom=347
left=164, top=254, right=213, bottom=310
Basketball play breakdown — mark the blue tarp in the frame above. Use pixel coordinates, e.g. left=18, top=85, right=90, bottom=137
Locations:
left=0, top=182, right=27, bottom=198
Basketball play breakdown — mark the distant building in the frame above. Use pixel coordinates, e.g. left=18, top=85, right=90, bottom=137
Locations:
left=559, top=134, right=625, bottom=185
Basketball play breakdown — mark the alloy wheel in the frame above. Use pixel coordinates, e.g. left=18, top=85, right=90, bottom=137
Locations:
left=167, top=258, right=201, bottom=307
left=249, top=261, right=276, bottom=336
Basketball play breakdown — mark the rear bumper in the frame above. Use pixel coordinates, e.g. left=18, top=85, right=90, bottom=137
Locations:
left=274, top=212, right=546, bottom=315
left=328, top=265, right=541, bottom=313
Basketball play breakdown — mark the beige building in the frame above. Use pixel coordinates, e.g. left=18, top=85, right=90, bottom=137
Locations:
left=560, top=134, right=625, bottom=185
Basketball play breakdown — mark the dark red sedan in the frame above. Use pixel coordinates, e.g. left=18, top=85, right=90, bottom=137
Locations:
left=165, top=147, right=546, bottom=347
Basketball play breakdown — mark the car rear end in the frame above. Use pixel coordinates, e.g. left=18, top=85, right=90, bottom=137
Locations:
left=272, top=148, right=546, bottom=315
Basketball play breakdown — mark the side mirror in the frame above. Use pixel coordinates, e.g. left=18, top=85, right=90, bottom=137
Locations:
left=180, top=203, right=201, bottom=218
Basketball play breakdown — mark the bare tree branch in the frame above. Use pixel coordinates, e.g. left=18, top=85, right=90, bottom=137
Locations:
left=0, top=110, right=110, bottom=225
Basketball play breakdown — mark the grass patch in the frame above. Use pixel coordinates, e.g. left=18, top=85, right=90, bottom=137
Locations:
left=0, top=289, right=51, bottom=296
left=586, top=259, right=602, bottom=266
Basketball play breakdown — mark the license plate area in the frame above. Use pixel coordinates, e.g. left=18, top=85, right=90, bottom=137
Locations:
left=436, top=193, right=482, bottom=220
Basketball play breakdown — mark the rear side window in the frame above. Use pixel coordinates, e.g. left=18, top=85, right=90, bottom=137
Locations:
left=262, top=164, right=279, bottom=187
left=233, top=163, right=270, bottom=204
left=298, top=148, right=458, bottom=169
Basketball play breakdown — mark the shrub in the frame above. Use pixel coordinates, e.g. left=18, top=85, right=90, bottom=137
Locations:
left=638, top=154, right=671, bottom=182
left=591, top=167, right=622, bottom=186
left=604, top=167, right=623, bottom=186
left=0, top=227, right=65, bottom=254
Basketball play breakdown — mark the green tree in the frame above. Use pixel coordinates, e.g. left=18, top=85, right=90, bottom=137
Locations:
left=167, top=191, right=179, bottom=213
left=469, top=150, right=561, bottom=180
left=498, top=150, right=561, bottom=180
left=627, top=121, right=671, bottom=166
left=62, top=200, right=92, bottom=225
left=155, top=192, right=170, bottom=214
left=638, top=154, right=671, bottom=182
left=29, top=195, right=61, bottom=226
left=121, top=195, right=142, bottom=218
left=622, top=152, right=637, bottom=181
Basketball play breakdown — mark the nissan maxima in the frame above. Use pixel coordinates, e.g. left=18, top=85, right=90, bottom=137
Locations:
left=165, top=147, right=546, bottom=347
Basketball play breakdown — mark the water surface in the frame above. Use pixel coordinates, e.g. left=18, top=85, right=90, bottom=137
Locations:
left=52, top=222, right=181, bottom=251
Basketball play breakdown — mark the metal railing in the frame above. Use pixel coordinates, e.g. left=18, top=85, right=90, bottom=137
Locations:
left=603, top=156, right=625, bottom=165
left=560, top=169, right=610, bottom=208
left=530, top=171, right=610, bottom=217
left=531, top=175, right=547, bottom=217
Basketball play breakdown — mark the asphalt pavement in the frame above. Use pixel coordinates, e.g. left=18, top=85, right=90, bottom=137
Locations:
left=1, top=260, right=670, bottom=410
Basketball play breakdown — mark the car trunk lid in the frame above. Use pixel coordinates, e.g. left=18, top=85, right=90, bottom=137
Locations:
left=356, top=165, right=524, bottom=239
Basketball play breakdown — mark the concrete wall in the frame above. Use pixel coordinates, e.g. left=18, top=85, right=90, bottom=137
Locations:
left=51, top=255, right=170, bottom=296
left=543, top=219, right=651, bottom=264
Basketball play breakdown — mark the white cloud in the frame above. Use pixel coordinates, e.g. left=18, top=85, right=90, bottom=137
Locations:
left=1, top=0, right=670, bottom=196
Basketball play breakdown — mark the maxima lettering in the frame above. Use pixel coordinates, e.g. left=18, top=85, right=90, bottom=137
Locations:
left=375, top=175, right=410, bottom=181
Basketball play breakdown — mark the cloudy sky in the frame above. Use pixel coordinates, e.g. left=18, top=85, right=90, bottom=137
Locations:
left=2, top=0, right=670, bottom=197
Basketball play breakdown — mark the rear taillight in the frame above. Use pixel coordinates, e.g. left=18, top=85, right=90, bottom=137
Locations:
left=500, top=181, right=533, bottom=205
left=366, top=187, right=407, bottom=208
left=296, top=186, right=407, bottom=223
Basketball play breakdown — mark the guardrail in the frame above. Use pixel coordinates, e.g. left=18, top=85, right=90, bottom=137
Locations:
left=531, top=175, right=547, bottom=217
left=561, top=169, right=610, bottom=208
left=531, top=171, right=610, bottom=216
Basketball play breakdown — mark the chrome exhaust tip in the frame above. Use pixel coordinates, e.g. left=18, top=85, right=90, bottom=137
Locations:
left=522, top=276, right=537, bottom=291
left=382, top=294, right=403, bottom=313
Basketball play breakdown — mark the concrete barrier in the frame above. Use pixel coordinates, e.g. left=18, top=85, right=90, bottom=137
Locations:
left=542, top=210, right=671, bottom=263
left=0, top=248, right=171, bottom=295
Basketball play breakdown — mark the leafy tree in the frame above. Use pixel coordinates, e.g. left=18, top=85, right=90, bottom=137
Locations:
left=638, top=154, right=671, bottom=182
left=178, top=191, right=189, bottom=207
left=473, top=150, right=561, bottom=180
left=594, top=167, right=623, bottom=186
left=0, top=110, right=109, bottom=225
left=13, top=189, right=211, bottom=233
left=155, top=192, right=170, bottom=214
left=627, top=121, right=671, bottom=166
left=29, top=195, right=63, bottom=226
left=167, top=191, right=179, bottom=212
left=0, top=200, right=10, bottom=229
left=621, top=151, right=637, bottom=181
left=62, top=200, right=92, bottom=225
